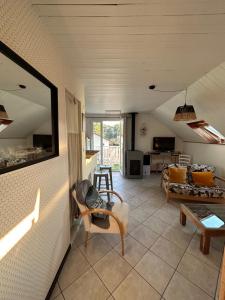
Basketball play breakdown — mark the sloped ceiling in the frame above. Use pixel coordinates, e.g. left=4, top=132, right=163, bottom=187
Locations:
left=151, top=62, right=225, bottom=143
left=0, top=91, right=50, bottom=138
left=32, top=0, right=225, bottom=113
left=0, top=51, right=51, bottom=138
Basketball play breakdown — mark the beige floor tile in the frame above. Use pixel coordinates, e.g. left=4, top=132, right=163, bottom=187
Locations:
left=113, top=270, right=161, bottom=300
left=94, top=249, right=132, bottom=292
left=101, top=233, right=121, bottom=247
left=63, top=269, right=110, bottom=300
left=187, top=236, right=223, bottom=270
left=171, top=220, right=196, bottom=235
left=162, top=225, right=193, bottom=250
left=50, top=282, right=61, bottom=300
left=79, top=235, right=112, bottom=265
left=54, top=294, right=64, bottom=300
left=153, top=205, right=179, bottom=225
left=150, top=237, right=184, bottom=268
left=143, top=216, right=169, bottom=235
left=211, top=236, right=225, bottom=252
left=73, top=225, right=93, bottom=248
left=130, top=224, right=159, bottom=248
left=129, top=206, right=154, bottom=223
left=177, top=253, right=219, bottom=297
left=114, top=235, right=148, bottom=266
left=127, top=216, right=140, bottom=234
left=135, top=251, right=174, bottom=294
left=58, top=247, right=90, bottom=290
left=164, top=272, right=213, bottom=300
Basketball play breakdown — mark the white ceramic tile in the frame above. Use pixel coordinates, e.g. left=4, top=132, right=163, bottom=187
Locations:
left=63, top=269, right=110, bottom=300
left=130, top=224, right=159, bottom=248
left=114, top=235, right=148, bottom=266
left=79, top=235, right=112, bottom=265
left=127, top=216, right=140, bottom=234
left=135, top=251, right=175, bottom=294
left=177, top=253, right=219, bottom=297
left=151, top=237, right=184, bottom=268
left=50, top=282, right=61, bottom=300
left=143, top=216, right=169, bottom=235
left=54, top=294, right=64, bottom=300
left=162, top=225, right=193, bottom=250
left=164, top=272, right=213, bottom=300
left=59, top=247, right=90, bottom=290
left=129, top=206, right=154, bottom=223
left=94, top=249, right=132, bottom=292
left=187, top=236, right=223, bottom=270
left=113, top=270, right=161, bottom=300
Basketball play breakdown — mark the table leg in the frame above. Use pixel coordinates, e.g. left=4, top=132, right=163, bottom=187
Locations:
left=105, top=175, right=110, bottom=202
left=200, top=235, right=210, bottom=255
left=180, top=210, right=186, bottom=226
left=200, top=234, right=203, bottom=251
left=98, top=176, right=101, bottom=191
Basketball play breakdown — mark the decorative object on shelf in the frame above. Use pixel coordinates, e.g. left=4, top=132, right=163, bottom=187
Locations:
left=140, top=123, right=147, bottom=136
left=173, top=89, right=197, bottom=121
left=0, top=105, right=13, bottom=133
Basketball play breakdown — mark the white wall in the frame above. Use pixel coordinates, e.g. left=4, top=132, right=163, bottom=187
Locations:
left=135, top=113, right=183, bottom=153
left=0, top=1, right=85, bottom=300
left=184, top=142, right=225, bottom=177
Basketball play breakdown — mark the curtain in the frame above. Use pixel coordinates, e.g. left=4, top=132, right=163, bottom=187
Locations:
left=65, top=90, right=82, bottom=225
left=121, top=113, right=131, bottom=176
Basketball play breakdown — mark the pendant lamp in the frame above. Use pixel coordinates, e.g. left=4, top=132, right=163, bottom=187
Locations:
left=0, top=105, right=13, bottom=133
left=173, top=89, right=197, bottom=121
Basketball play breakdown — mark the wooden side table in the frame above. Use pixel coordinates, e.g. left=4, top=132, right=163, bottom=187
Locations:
left=180, top=203, right=225, bottom=255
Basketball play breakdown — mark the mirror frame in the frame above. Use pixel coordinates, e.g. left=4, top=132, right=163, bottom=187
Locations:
left=0, top=41, right=59, bottom=175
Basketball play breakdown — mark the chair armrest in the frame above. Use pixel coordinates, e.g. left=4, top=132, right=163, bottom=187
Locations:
left=81, top=208, right=124, bottom=234
left=99, top=190, right=123, bottom=203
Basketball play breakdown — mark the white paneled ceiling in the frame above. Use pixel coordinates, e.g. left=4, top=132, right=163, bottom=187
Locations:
left=32, top=0, right=225, bottom=113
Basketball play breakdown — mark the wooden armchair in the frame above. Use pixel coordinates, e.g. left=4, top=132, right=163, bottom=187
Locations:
left=72, top=189, right=129, bottom=255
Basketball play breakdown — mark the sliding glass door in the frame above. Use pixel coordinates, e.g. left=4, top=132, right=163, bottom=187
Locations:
left=91, top=119, right=121, bottom=171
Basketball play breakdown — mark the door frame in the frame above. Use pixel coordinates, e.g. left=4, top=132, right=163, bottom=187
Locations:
left=87, top=116, right=122, bottom=169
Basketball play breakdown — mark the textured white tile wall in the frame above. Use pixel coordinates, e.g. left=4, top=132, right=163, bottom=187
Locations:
left=0, top=1, right=84, bottom=299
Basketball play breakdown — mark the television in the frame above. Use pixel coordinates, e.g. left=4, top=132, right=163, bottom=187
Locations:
left=153, top=137, right=175, bottom=152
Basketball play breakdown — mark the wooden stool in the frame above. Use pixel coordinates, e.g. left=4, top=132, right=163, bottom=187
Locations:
left=93, top=171, right=110, bottom=201
left=99, top=165, right=113, bottom=190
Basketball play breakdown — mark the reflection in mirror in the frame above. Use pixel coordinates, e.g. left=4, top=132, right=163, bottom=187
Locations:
left=0, top=46, right=58, bottom=173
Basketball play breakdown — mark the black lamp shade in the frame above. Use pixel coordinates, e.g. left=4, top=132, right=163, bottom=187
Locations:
left=174, top=104, right=197, bottom=121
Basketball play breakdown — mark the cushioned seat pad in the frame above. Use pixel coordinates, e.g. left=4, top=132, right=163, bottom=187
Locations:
left=168, top=183, right=225, bottom=198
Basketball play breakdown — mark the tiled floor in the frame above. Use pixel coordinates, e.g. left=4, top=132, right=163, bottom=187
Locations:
left=51, top=173, right=224, bottom=300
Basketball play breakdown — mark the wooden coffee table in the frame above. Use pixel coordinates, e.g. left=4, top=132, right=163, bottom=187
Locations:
left=180, top=203, right=225, bottom=254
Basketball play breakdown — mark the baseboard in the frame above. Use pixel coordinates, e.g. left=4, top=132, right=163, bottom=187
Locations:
left=45, top=244, right=71, bottom=300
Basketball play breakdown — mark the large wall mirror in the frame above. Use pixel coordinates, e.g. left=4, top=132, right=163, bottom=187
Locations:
left=0, top=42, right=59, bottom=174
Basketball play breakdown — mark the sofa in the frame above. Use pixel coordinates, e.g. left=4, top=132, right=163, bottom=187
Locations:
left=162, top=164, right=225, bottom=204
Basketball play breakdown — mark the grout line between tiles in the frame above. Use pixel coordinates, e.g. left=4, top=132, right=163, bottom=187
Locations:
left=61, top=174, right=222, bottom=299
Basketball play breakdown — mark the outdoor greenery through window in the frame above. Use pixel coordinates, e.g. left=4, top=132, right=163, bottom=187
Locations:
left=92, top=120, right=121, bottom=171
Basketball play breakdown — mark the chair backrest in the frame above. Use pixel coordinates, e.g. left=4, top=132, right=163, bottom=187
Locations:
left=179, top=154, right=191, bottom=166
left=72, top=190, right=91, bottom=231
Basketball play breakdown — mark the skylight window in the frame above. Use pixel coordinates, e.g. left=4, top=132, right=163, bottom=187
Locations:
left=187, top=120, right=225, bottom=144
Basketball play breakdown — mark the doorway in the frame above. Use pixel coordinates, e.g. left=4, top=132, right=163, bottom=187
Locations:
left=91, top=119, right=122, bottom=171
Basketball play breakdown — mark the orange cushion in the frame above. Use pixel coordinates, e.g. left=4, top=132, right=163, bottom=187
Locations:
left=168, top=167, right=187, bottom=184
left=192, top=171, right=214, bottom=187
